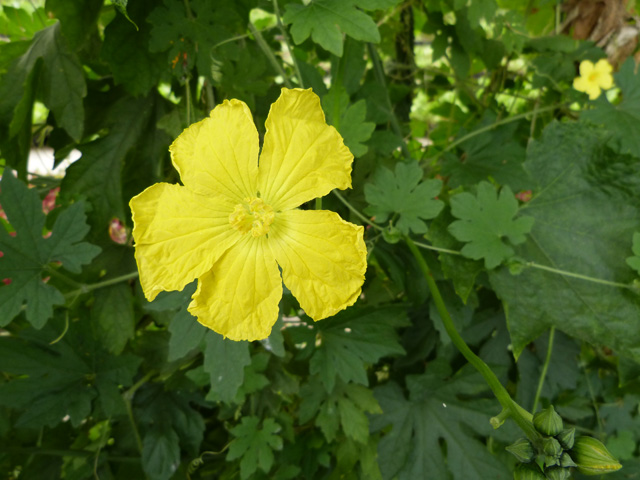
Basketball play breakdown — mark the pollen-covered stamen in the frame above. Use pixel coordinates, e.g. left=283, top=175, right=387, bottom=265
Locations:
left=229, top=197, right=275, bottom=237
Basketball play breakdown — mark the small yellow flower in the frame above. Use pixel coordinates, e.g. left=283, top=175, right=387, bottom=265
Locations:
left=573, top=59, right=614, bottom=100
left=130, top=88, right=367, bottom=341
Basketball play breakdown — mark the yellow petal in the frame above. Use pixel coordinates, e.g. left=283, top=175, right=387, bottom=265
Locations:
left=586, top=84, right=602, bottom=100
left=579, top=60, right=594, bottom=77
left=268, top=209, right=367, bottom=320
left=188, top=236, right=282, bottom=341
left=258, top=88, right=353, bottom=211
left=573, top=76, right=589, bottom=93
left=131, top=183, right=240, bottom=301
left=594, top=59, right=613, bottom=75
left=170, top=99, right=259, bottom=202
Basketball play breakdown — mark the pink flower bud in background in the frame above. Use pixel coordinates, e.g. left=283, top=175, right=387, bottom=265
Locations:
left=42, top=187, right=60, bottom=214
left=109, top=217, right=128, bottom=244
left=515, top=190, right=532, bottom=202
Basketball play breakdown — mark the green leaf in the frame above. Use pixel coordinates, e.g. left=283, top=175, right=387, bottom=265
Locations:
left=582, top=58, right=640, bottom=157
left=168, top=308, right=206, bottom=361
left=364, top=161, right=444, bottom=235
left=449, top=181, right=535, bottom=269
left=227, top=416, right=283, bottom=480
left=102, top=0, right=165, bottom=96
left=203, top=331, right=251, bottom=403
left=371, top=373, right=510, bottom=480
left=0, top=172, right=100, bottom=328
left=300, top=380, right=381, bottom=444
left=489, top=121, right=640, bottom=361
left=626, top=232, right=640, bottom=275
left=283, top=0, right=380, bottom=56
left=91, top=284, right=135, bottom=355
left=323, top=88, right=375, bottom=157
left=309, top=306, right=409, bottom=392
left=142, top=423, right=180, bottom=480
left=45, top=0, right=103, bottom=48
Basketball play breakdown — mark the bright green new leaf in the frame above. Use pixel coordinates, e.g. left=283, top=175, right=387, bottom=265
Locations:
left=203, top=331, right=251, bottom=403
left=283, top=0, right=380, bottom=56
left=489, top=121, right=640, bottom=361
left=364, top=161, right=444, bottom=235
left=0, top=171, right=101, bottom=328
left=227, top=416, right=283, bottom=480
left=371, top=372, right=510, bottom=480
left=582, top=58, right=640, bottom=156
left=309, top=306, right=409, bottom=392
left=626, top=232, right=640, bottom=275
left=300, top=380, right=381, bottom=444
left=449, top=181, right=534, bottom=269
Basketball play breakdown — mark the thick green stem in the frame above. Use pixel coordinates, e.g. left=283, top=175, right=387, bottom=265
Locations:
left=532, top=326, right=555, bottom=413
left=405, top=236, right=540, bottom=441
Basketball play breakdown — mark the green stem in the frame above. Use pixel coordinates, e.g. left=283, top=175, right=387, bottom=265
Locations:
left=426, top=103, right=564, bottom=161
left=332, top=190, right=383, bottom=231
left=122, top=371, right=155, bottom=454
left=526, top=261, right=632, bottom=289
left=183, top=0, right=194, bottom=20
left=273, top=0, right=304, bottom=88
left=63, top=272, right=139, bottom=299
left=185, top=76, right=193, bottom=125
left=315, top=197, right=322, bottom=210
left=249, top=22, right=292, bottom=88
left=366, top=43, right=412, bottom=160
left=1, top=447, right=139, bottom=463
left=45, top=266, right=83, bottom=289
left=413, top=240, right=462, bottom=256
left=405, top=236, right=540, bottom=441
left=532, top=326, right=555, bottom=413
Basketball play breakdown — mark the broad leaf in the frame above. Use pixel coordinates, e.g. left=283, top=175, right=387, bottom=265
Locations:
left=91, top=283, right=135, bottom=355
left=142, top=423, right=180, bottom=480
left=449, top=181, right=534, bottom=269
left=371, top=372, right=510, bottom=480
left=0, top=171, right=100, bottom=328
left=489, top=121, right=640, bottom=361
left=168, top=308, right=206, bottom=361
left=323, top=87, right=375, bottom=157
left=364, top=161, right=444, bottom=235
left=309, top=306, right=409, bottom=392
left=283, top=0, right=380, bottom=56
left=203, top=331, right=251, bottom=403
left=626, top=232, right=640, bottom=275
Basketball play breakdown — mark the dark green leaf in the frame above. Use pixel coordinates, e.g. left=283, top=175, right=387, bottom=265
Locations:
left=168, top=308, right=206, bottom=361
left=0, top=172, right=100, bottom=328
left=142, top=423, right=180, bottom=480
left=489, top=121, right=640, bottom=360
left=203, top=331, right=251, bottom=403
left=227, top=416, right=283, bottom=480
left=626, top=232, right=640, bottom=275
left=91, top=284, right=135, bottom=355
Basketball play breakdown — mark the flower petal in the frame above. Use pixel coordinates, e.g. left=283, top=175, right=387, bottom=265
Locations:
left=188, top=236, right=283, bottom=341
left=594, top=59, right=613, bottom=74
left=170, top=99, right=259, bottom=202
left=258, top=88, right=353, bottom=211
left=573, top=76, right=589, bottom=94
left=579, top=60, right=594, bottom=77
left=131, top=183, right=239, bottom=301
left=268, top=209, right=367, bottom=320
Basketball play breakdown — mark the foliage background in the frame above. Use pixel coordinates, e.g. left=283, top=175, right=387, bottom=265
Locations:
left=1, top=0, right=640, bottom=479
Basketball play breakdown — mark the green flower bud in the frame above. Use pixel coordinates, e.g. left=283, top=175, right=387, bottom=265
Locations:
left=514, top=464, right=546, bottom=480
left=559, top=452, right=577, bottom=468
left=572, top=436, right=622, bottom=476
left=382, top=225, right=402, bottom=244
left=543, top=455, right=559, bottom=468
left=556, top=428, right=575, bottom=450
left=533, top=405, right=563, bottom=436
left=542, top=437, right=563, bottom=458
left=545, top=466, right=571, bottom=480
left=506, top=438, right=535, bottom=463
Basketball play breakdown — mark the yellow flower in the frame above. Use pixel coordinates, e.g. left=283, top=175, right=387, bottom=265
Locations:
left=573, top=59, right=614, bottom=100
left=130, top=88, right=367, bottom=341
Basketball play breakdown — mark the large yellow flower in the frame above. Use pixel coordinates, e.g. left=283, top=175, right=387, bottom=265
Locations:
left=573, top=59, right=613, bottom=100
left=130, top=88, right=367, bottom=341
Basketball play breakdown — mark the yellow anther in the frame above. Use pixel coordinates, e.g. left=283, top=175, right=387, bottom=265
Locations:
left=229, top=197, right=274, bottom=237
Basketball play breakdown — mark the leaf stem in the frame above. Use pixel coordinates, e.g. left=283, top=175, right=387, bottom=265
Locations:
left=273, top=0, right=304, bottom=88
left=63, top=272, right=139, bottom=299
left=525, top=261, right=632, bottom=289
left=249, top=22, right=292, bottom=88
left=405, top=236, right=540, bottom=441
left=122, top=371, right=155, bottom=454
left=332, top=190, right=383, bottom=231
left=425, top=103, right=564, bottom=161
left=532, top=326, right=555, bottom=413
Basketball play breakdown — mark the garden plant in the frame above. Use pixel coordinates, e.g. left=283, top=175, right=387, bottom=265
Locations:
left=1, top=0, right=640, bottom=479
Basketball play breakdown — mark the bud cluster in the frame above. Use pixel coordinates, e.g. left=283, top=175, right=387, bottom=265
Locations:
left=507, top=406, right=621, bottom=479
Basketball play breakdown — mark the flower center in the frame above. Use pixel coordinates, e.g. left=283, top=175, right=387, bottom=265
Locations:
left=588, top=72, right=599, bottom=83
left=229, top=197, right=275, bottom=237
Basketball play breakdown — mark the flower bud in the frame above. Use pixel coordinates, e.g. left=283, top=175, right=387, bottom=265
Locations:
left=513, top=464, right=546, bottom=480
left=556, top=428, right=575, bottom=450
left=545, top=466, right=571, bottom=480
left=506, top=438, right=535, bottom=463
left=533, top=405, right=563, bottom=436
left=572, top=436, right=622, bottom=475
left=559, top=452, right=576, bottom=468
left=542, top=437, right=563, bottom=458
